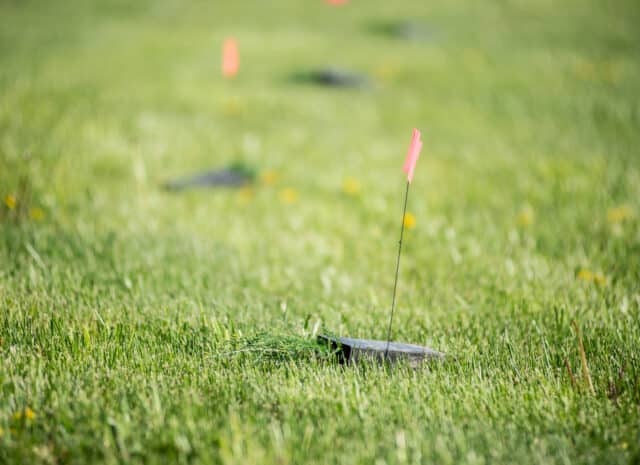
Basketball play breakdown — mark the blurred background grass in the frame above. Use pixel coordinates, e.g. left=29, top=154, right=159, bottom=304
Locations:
left=1, top=0, right=639, bottom=464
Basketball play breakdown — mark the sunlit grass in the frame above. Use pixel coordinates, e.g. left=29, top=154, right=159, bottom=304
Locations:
left=1, top=0, right=639, bottom=464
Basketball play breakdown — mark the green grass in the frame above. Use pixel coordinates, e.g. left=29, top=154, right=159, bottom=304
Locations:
left=1, top=0, right=640, bottom=463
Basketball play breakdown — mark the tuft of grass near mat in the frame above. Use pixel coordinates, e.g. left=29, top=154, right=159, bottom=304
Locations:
left=217, top=332, right=339, bottom=365
left=1, top=0, right=640, bottom=464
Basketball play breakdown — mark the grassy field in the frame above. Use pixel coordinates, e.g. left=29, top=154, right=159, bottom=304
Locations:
left=1, top=0, right=640, bottom=463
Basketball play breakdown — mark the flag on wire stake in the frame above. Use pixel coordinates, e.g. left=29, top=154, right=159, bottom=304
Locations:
left=384, top=129, right=422, bottom=359
left=318, top=128, right=444, bottom=367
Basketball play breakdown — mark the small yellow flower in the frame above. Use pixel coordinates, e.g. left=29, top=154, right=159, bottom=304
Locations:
left=30, top=207, right=45, bottom=221
left=342, top=177, right=361, bottom=196
left=260, top=170, right=279, bottom=186
left=24, top=407, right=35, bottom=421
left=517, top=206, right=534, bottom=227
left=4, top=194, right=16, bottom=209
left=403, top=212, right=416, bottom=229
left=620, top=442, right=628, bottom=450
left=12, top=407, right=35, bottom=421
left=0, top=427, right=4, bottom=437
left=578, top=269, right=606, bottom=286
left=373, top=64, right=398, bottom=82
left=222, top=98, right=245, bottom=116
left=237, top=186, right=254, bottom=203
left=593, top=272, right=607, bottom=286
left=607, top=205, right=634, bottom=224
left=577, top=269, right=593, bottom=282
left=279, top=188, right=298, bottom=204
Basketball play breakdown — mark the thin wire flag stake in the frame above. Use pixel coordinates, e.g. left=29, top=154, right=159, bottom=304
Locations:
left=385, top=129, right=423, bottom=360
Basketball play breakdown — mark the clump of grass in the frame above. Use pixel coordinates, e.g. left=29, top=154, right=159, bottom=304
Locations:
left=216, top=332, right=338, bottom=364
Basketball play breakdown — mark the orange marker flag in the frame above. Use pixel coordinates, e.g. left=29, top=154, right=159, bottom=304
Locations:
left=402, top=128, right=422, bottom=184
left=326, top=0, right=349, bottom=4
left=222, top=37, right=239, bottom=78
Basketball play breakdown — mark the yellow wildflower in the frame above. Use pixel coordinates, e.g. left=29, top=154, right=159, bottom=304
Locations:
left=222, top=98, right=245, bottom=116
left=237, top=186, right=254, bottom=203
left=517, top=206, right=534, bottom=227
left=403, top=212, right=416, bottom=229
left=607, top=205, right=634, bottom=224
left=577, top=269, right=593, bottom=282
left=577, top=269, right=606, bottom=286
left=30, top=207, right=45, bottom=221
left=4, top=194, right=16, bottom=209
left=24, top=407, right=35, bottom=420
left=593, top=272, right=607, bottom=286
left=342, top=177, right=361, bottom=196
left=373, top=64, right=398, bottom=82
left=0, top=426, right=3, bottom=437
left=279, top=188, right=298, bottom=204
left=12, top=407, right=35, bottom=421
left=260, top=170, right=278, bottom=186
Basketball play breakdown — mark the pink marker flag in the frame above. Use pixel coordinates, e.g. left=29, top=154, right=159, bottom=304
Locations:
left=402, top=128, right=422, bottom=184
left=222, top=37, right=239, bottom=78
